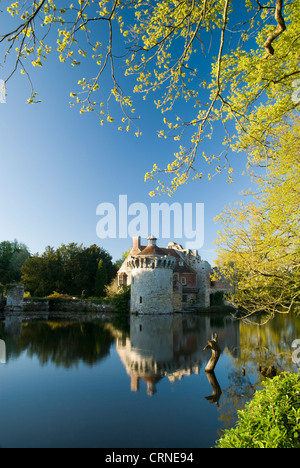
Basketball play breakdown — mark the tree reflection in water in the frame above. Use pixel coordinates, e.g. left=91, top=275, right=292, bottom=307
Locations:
left=0, top=310, right=299, bottom=436
left=0, top=319, right=116, bottom=367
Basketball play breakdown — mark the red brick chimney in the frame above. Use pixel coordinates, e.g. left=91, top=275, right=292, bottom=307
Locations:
left=132, top=236, right=141, bottom=253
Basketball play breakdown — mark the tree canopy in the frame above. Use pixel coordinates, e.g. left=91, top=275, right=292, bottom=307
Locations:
left=21, top=242, right=117, bottom=297
left=214, top=116, right=300, bottom=318
left=1, top=0, right=299, bottom=194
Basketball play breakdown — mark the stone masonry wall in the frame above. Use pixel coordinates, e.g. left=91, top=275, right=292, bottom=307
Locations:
left=131, top=267, right=174, bottom=314
left=5, top=284, right=24, bottom=312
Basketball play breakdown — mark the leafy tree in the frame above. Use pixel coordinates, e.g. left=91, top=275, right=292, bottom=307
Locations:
left=0, top=1, right=299, bottom=194
left=214, top=117, right=300, bottom=318
left=115, top=248, right=132, bottom=269
left=21, top=242, right=116, bottom=297
left=94, top=259, right=108, bottom=297
left=21, top=247, right=63, bottom=296
left=0, top=240, right=30, bottom=284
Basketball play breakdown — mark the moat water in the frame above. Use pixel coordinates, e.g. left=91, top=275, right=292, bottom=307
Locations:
left=0, top=311, right=299, bottom=448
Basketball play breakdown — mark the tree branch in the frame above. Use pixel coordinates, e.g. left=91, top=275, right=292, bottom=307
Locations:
left=203, top=333, right=221, bottom=372
left=264, top=0, right=286, bottom=56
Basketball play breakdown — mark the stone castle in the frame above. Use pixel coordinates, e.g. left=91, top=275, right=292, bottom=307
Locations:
left=118, top=236, right=229, bottom=314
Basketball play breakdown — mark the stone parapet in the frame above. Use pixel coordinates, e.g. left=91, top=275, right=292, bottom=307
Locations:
left=128, top=255, right=177, bottom=270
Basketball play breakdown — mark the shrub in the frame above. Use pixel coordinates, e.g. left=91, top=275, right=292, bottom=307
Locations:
left=111, top=285, right=131, bottom=313
left=105, top=277, right=120, bottom=299
left=216, top=372, right=300, bottom=448
left=210, top=291, right=224, bottom=306
left=46, top=291, right=75, bottom=300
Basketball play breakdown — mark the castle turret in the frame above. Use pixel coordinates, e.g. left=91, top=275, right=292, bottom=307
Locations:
left=128, top=236, right=177, bottom=314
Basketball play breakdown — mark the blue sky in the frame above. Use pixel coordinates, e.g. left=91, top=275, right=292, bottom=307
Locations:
left=0, top=4, right=253, bottom=265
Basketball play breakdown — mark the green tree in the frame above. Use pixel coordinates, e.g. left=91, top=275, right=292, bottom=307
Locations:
left=115, top=248, right=131, bottom=269
left=94, top=259, right=108, bottom=297
left=21, top=246, right=63, bottom=296
left=0, top=240, right=30, bottom=284
left=214, top=117, right=300, bottom=318
left=0, top=1, right=299, bottom=194
left=21, top=242, right=115, bottom=297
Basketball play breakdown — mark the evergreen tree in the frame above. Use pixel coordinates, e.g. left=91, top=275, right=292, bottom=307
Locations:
left=21, top=243, right=115, bottom=298
left=0, top=240, right=30, bottom=284
left=94, top=259, right=108, bottom=298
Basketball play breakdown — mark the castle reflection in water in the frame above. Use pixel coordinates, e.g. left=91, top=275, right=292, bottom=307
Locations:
left=116, top=314, right=240, bottom=396
left=1, top=312, right=241, bottom=401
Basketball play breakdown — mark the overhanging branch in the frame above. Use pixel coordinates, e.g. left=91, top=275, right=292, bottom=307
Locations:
left=264, top=0, right=286, bottom=56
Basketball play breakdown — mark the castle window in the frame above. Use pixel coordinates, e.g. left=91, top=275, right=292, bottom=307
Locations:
left=118, top=273, right=128, bottom=286
left=140, top=296, right=143, bottom=304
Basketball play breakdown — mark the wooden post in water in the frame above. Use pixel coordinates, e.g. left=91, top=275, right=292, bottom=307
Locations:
left=203, top=332, right=221, bottom=373
left=205, top=371, right=222, bottom=406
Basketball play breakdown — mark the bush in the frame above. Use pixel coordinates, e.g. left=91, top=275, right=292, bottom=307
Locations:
left=105, top=277, right=119, bottom=299
left=216, top=372, right=300, bottom=448
left=210, top=291, right=224, bottom=306
left=111, top=285, right=131, bottom=313
left=46, top=291, right=75, bottom=300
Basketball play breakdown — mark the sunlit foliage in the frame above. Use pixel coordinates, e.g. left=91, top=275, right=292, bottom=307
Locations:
left=1, top=0, right=299, bottom=194
left=214, top=116, right=300, bottom=317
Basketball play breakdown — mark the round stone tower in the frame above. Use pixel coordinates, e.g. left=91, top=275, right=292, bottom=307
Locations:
left=128, top=236, right=177, bottom=314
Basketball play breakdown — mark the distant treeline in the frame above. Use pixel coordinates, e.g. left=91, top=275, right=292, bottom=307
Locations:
left=0, top=240, right=118, bottom=298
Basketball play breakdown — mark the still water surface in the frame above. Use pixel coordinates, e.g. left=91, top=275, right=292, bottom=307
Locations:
left=0, top=312, right=299, bottom=448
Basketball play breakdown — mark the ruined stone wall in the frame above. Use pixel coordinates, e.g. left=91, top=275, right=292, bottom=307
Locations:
left=5, top=284, right=24, bottom=313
